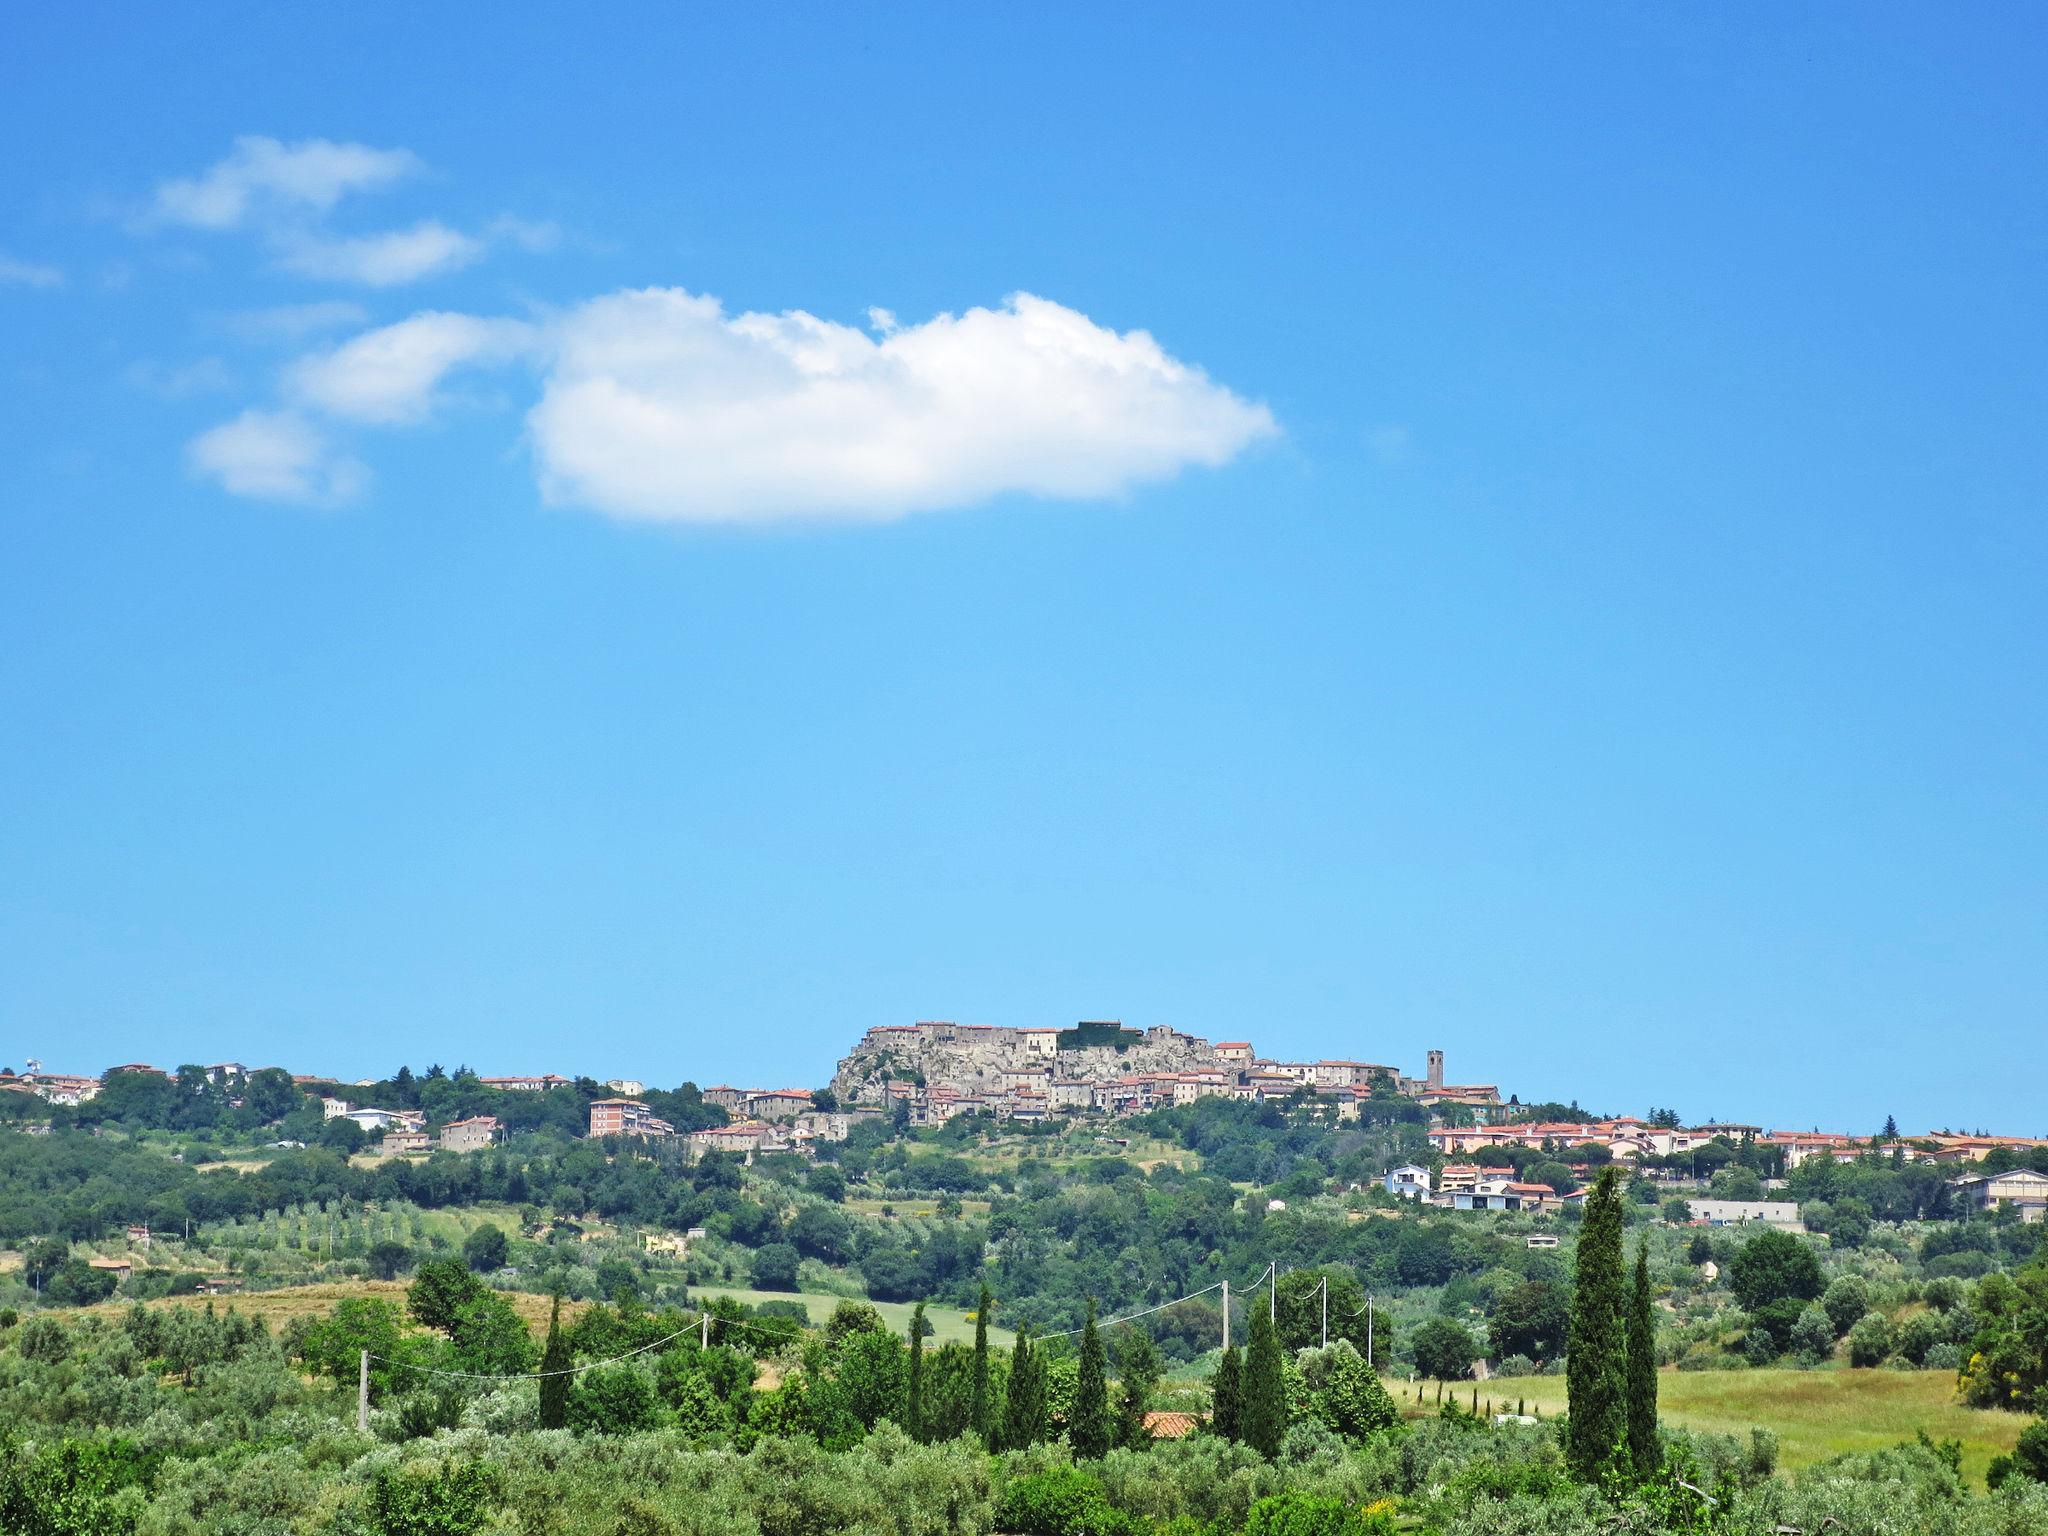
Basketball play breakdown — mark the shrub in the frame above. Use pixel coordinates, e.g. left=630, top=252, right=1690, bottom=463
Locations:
left=996, top=1466, right=1133, bottom=1536
left=1846, top=1313, right=1893, bottom=1367
left=1787, top=1303, right=1834, bottom=1366
left=365, top=1459, right=497, bottom=1536
left=1241, top=1490, right=1396, bottom=1536
left=1821, top=1276, right=1870, bottom=1337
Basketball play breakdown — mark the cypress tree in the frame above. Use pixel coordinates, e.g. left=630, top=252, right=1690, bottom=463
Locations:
left=1625, top=1242, right=1660, bottom=1478
left=537, top=1293, right=570, bottom=1430
left=1211, top=1345, right=1243, bottom=1441
left=970, top=1283, right=993, bottom=1442
left=1566, top=1167, right=1629, bottom=1484
left=1070, top=1299, right=1112, bottom=1459
left=905, top=1300, right=927, bottom=1441
left=1241, top=1304, right=1288, bottom=1458
left=1002, top=1327, right=1044, bottom=1450
left=1116, top=1328, right=1162, bottom=1447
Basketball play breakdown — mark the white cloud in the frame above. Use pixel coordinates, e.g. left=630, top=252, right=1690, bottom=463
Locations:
left=187, top=409, right=366, bottom=504
left=288, top=311, right=535, bottom=423
left=279, top=221, right=483, bottom=286
left=124, top=356, right=237, bottom=399
left=154, top=136, right=419, bottom=229
left=224, top=300, right=371, bottom=341
left=0, top=253, right=64, bottom=288
left=526, top=289, right=1277, bottom=523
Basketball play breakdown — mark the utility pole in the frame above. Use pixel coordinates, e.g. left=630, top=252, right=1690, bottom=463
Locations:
left=357, top=1350, right=369, bottom=1433
left=1366, top=1295, right=1374, bottom=1371
left=1268, top=1264, right=1275, bottom=1325
left=1319, top=1276, right=1328, bottom=1349
left=1221, top=1279, right=1229, bottom=1352
left=701, top=1311, right=710, bottom=1349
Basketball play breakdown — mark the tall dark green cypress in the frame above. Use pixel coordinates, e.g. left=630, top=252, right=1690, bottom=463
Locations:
left=1566, top=1167, right=1629, bottom=1484
left=970, top=1284, right=993, bottom=1442
left=537, top=1292, right=570, bottom=1430
left=1002, top=1327, right=1044, bottom=1450
left=1211, top=1345, right=1243, bottom=1441
left=1241, top=1304, right=1288, bottom=1458
left=1069, top=1299, right=1112, bottom=1458
left=905, top=1300, right=927, bottom=1440
left=1625, top=1242, right=1660, bottom=1478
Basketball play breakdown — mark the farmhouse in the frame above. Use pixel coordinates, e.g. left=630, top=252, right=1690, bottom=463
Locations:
left=1949, top=1167, right=2048, bottom=1222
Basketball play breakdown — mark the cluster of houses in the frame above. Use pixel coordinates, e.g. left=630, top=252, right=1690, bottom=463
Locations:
left=7, top=1043, right=2047, bottom=1225
left=586, top=1086, right=883, bottom=1155
left=830, top=1022, right=1504, bottom=1128
left=319, top=1096, right=502, bottom=1154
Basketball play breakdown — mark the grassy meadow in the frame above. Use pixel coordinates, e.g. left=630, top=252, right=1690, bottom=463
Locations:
left=1407, top=1368, right=2027, bottom=1485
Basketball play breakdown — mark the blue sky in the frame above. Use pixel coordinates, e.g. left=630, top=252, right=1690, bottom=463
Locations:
left=3, top=6, right=2043, bottom=1131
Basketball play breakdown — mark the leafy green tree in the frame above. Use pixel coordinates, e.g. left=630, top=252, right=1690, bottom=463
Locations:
left=538, top=1293, right=570, bottom=1430
left=1625, top=1242, right=1659, bottom=1478
left=298, top=1295, right=418, bottom=1402
left=450, top=1292, right=537, bottom=1374
left=1409, top=1317, right=1478, bottom=1382
left=407, top=1258, right=486, bottom=1334
left=1242, top=1304, right=1288, bottom=1457
left=367, top=1241, right=415, bottom=1281
left=1002, top=1327, right=1046, bottom=1449
left=1728, top=1228, right=1824, bottom=1313
left=2010, top=1418, right=2048, bottom=1484
left=460, top=1223, right=508, bottom=1273
left=1960, top=1258, right=2048, bottom=1409
left=905, top=1300, right=927, bottom=1440
left=750, top=1242, right=800, bottom=1292
left=1305, top=1339, right=1398, bottom=1439
left=567, top=1364, right=660, bottom=1434
left=319, top=1116, right=368, bottom=1154
left=836, top=1324, right=908, bottom=1430
left=971, top=1283, right=994, bottom=1440
left=42, top=1257, right=117, bottom=1308
left=1566, top=1166, right=1628, bottom=1483
left=22, top=1238, right=68, bottom=1290
left=1492, top=1276, right=1569, bottom=1363
left=1070, top=1299, right=1113, bottom=1459
left=1211, top=1344, right=1244, bottom=1442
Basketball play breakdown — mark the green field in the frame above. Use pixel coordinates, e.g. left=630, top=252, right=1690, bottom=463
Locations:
left=1438, top=1368, right=2026, bottom=1485
left=691, top=1284, right=1012, bottom=1346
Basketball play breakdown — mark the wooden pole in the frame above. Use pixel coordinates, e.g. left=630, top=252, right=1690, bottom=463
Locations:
left=357, top=1349, right=369, bottom=1432
left=1221, top=1279, right=1229, bottom=1352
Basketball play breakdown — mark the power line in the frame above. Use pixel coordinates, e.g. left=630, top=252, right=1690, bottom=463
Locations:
left=366, top=1302, right=802, bottom=1382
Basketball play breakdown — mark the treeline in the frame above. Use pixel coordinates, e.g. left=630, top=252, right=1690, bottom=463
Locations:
left=9, top=1063, right=730, bottom=1146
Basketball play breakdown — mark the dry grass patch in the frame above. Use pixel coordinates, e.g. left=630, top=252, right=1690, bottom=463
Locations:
left=1452, top=1368, right=2025, bottom=1485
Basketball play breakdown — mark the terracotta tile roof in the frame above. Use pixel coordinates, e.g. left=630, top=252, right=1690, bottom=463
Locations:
left=1143, top=1411, right=1203, bottom=1439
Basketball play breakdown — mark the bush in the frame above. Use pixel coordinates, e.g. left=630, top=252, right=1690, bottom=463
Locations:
left=1241, top=1491, right=1396, bottom=1536
left=1787, top=1303, right=1834, bottom=1366
left=1846, top=1312, right=1893, bottom=1367
left=365, top=1459, right=497, bottom=1536
left=1821, top=1275, right=1870, bottom=1337
left=997, top=1466, right=1133, bottom=1536
left=1923, top=1342, right=1963, bottom=1373
left=1490, top=1354, right=1536, bottom=1379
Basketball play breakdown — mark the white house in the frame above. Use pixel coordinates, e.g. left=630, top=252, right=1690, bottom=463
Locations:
left=1385, top=1164, right=1431, bottom=1200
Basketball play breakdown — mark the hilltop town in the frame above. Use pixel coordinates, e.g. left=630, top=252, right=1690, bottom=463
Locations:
left=5, top=1021, right=2045, bottom=1223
